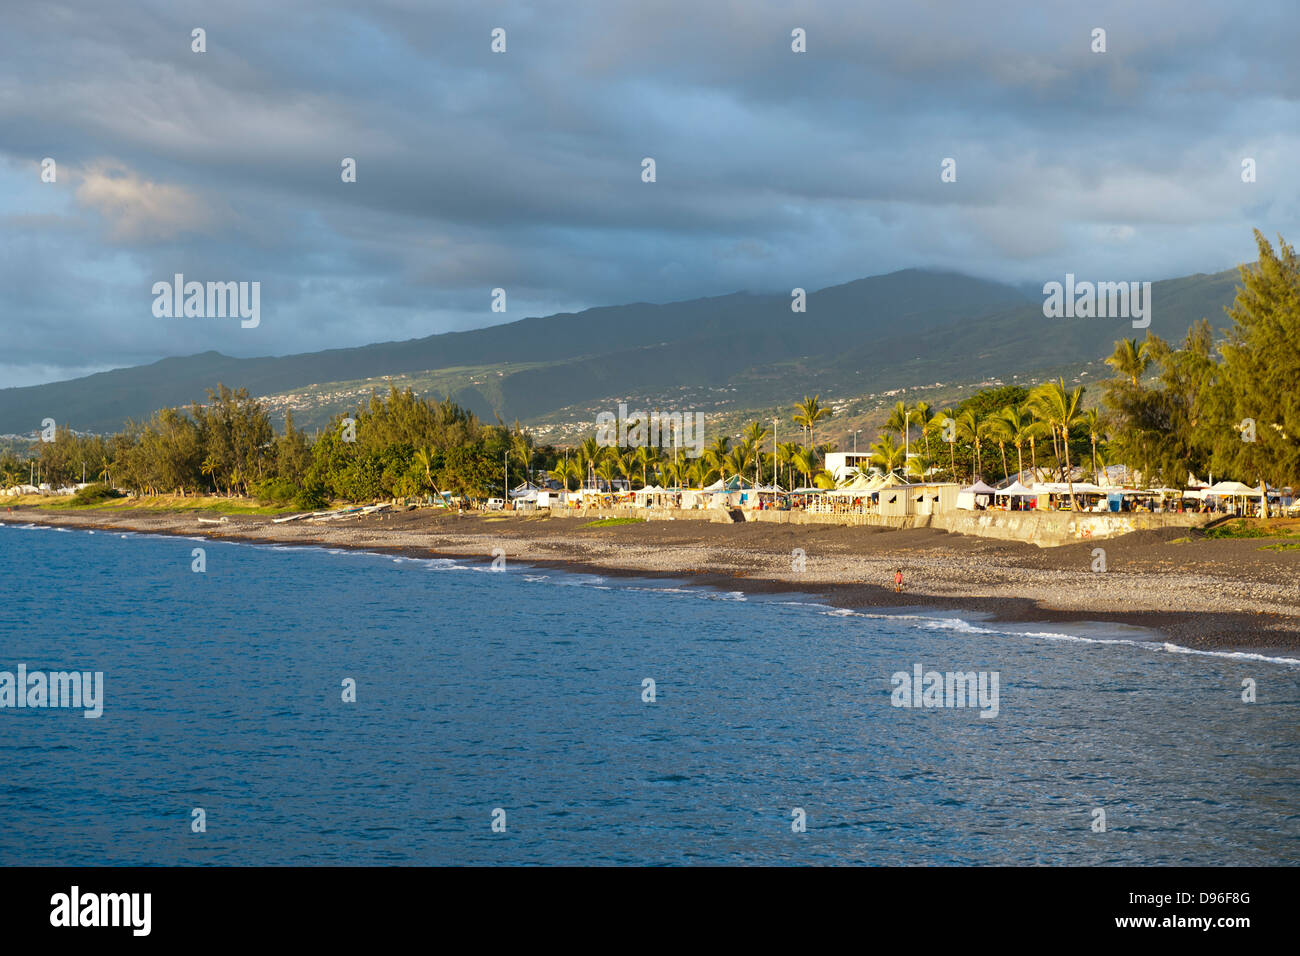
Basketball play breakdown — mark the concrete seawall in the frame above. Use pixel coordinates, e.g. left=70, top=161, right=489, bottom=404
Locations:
left=551, top=505, right=1214, bottom=546
left=930, top=510, right=1213, bottom=546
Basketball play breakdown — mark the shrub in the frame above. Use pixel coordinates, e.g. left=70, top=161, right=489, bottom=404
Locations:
left=252, top=477, right=299, bottom=505
left=70, top=483, right=122, bottom=506
left=292, top=484, right=329, bottom=511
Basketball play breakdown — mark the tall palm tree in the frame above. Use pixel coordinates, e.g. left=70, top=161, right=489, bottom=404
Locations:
left=657, top=456, right=681, bottom=488
left=200, top=454, right=221, bottom=495
left=742, top=421, right=771, bottom=484
left=793, top=396, right=829, bottom=450
left=913, top=401, right=936, bottom=459
left=594, top=457, right=619, bottom=492
left=985, top=414, right=1012, bottom=480
left=634, top=445, right=658, bottom=487
left=1029, top=379, right=1086, bottom=510
left=868, top=433, right=905, bottom=474
left=777, top=441, right=800, bottom=490
left=414, top=446, right=446, bottom=499
left=992, top=405, right=1032, bottom=481
left=685, top=457, right=707, bottom=489
left=617, top=450, right=638, bottom=488
left=510, top=424, right=532, bottom=481
left=791, top=446, right=818, bottom=489
left=906, top=451, right=935, bottom=480
left=885, top=401, right=914, bottom=468
left=936, top=411, right=957, bottom=481
left=955, top=409, right=983, bottom=482
left=579, top=436, right=605, bottom=490
left=1105, top=337, right=1152, bottom=387
left=1082, top=408, right=1105, bottom=484
left=703, top=436, right=731, bottom=483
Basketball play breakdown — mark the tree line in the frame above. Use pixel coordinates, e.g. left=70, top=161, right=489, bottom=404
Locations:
left=4, top=231, right=1294, bottom=506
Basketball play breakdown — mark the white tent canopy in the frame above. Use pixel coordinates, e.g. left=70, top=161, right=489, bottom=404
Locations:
left=1207, top=481, right=1264, bottom=496
left=999, top=481, right=1038, bottom=497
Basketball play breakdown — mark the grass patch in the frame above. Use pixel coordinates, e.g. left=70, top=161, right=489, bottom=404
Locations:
left=582, top=517, right=646, bottom=528
left=1203, top=519, right=1295, bottom=540
left=1259, top=541, right=1300, bottom=552
left=1169, top=536, right=1192, bottom=545
left=7, top=493, right=295, bottom=515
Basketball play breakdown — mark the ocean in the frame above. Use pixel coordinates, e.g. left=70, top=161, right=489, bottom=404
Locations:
left=1, top=521, right=1297, bottom=865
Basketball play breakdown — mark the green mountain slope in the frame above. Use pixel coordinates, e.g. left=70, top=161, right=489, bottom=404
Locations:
left=0, top=266, right=1243, bottom=435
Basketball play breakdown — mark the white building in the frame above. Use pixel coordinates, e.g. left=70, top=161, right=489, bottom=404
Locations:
left=824, top=451, right=873, bottom=482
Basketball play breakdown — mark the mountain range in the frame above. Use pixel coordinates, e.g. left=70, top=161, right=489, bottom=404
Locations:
left=0, top=267, right=1244, bottom=437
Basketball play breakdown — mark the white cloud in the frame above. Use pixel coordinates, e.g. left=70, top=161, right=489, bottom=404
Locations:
left=74, top=162, right=217, bottom=242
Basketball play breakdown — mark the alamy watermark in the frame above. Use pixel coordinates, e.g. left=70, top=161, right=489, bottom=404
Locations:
left=595, top=402, right=705, bottom=457
left=152, top=274, right=260, bottom=328
left=890, top=663, right=999, bottom=718
left=1, top=664, right=103, bottom=718
left=1042, top=274, right=1150, bottom=329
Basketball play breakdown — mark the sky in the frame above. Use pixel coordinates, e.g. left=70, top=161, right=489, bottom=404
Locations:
left=1, top=0, right=1297, bottom=387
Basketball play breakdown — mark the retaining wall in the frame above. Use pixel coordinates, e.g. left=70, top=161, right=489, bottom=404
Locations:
left=543, top=504, right=1212, bottom=545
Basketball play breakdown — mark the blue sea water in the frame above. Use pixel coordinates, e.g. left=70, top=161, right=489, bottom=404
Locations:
left=0, top=520, right=1297, bottom=866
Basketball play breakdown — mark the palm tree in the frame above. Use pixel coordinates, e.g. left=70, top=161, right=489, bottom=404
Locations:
left=685, top=457, right=707, bottom=489
left=549, top=460, right=574, bottom=491
left=885, top=401, right=914, bottom=465
left=617, top=449, right=638, bottom=488
left=906, top=451, right=935, bottom=480
left=982, top=416, right=1013, bottom=481
left=1026, top=417, right=1046, bottom=482
left=992, top=405, right=1032, bottom=481
left=414, top=446, right=444, bottom=499
left=777, top=441, right=800, bottom=490
left=742, top=421, right=771, bottom=483
left=955, top=409, right=983, bottom=482
left=1029, top=379, right=1086, bottom=510
left=1105, top=337, right=1151, bottom=387
left=791, top=446, right=818, bottom=489
left=657, top=456, right=681, bottom=488
left=793, top=395, right=830, bottom=449
left=594, top=457, right=619, bottom=492
left=634, top=445, right=657, bottom=488
left=868, top=433, right=905, bottom=474
left=578, top=436, right=605, bottom=490
left=913, top=401, right=936, bottom=459
left=200, top=454, right=221, bottom=495
left=510, top=424, right=532, bottom=481
left=936, top=411, right=957, bottom=480
left=703, top=436, right=731, bottom=483
left=1082, top=408, right=1105, bottom=484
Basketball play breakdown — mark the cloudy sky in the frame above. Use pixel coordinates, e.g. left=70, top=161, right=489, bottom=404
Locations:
left=1, top=0, right=1296, bottom=387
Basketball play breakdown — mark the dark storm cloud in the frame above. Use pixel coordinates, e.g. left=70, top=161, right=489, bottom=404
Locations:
left=0, top=0, right=1296, bottom=386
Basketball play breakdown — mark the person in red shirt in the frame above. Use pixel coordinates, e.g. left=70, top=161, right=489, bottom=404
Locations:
left=894, top=569, right=904, bottom=593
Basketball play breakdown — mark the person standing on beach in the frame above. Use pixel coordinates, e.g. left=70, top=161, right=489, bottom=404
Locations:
left=894, top=569, right=904, bottom=593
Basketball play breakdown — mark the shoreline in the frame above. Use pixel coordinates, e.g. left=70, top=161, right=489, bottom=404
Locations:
left=5, top=505, right=1299, bottom=657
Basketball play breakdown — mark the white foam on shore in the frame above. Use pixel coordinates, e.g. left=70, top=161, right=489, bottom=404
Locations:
left=813, top=604, right=1300, bottom=667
